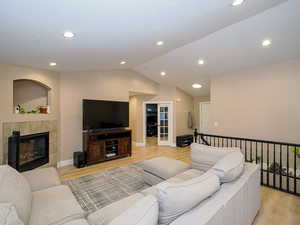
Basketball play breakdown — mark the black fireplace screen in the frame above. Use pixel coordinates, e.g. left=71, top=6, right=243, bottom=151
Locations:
left=8, top=131, right=49, bottom=172
left=20, top=133, right=49, bottom=166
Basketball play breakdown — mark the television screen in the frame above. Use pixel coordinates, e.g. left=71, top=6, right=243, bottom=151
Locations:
left=83, top=99, right=129, bottom=130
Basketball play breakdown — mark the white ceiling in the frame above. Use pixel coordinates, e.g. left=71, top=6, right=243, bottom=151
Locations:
left=135, top=0, right=300, bottom=96
left=0, top=0, right=285, bottom=71
left=1, top=0, right=299, bottom=97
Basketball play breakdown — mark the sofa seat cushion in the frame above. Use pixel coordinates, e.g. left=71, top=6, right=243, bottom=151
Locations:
left=155, top=171, right=220, bottom=225
left=22, top=167, right=61, bottom=192
left=107, top=195, right=159, bottom=225
left=62, top=219, right=90, bottom=225
left=0, top=165, right=32, bottom=225
left=173, top=169, right=205, bottom=181
left=29, top=185, right=85, bottom=225
left=212, top=151, right=245, bottom=183
left=87, top=193, right=144, bottom=225
left=141, top=157, right=191, bottom=185
left=143, top=171, right=165, bottom=186
left=191, top=143, right=240, bottom=171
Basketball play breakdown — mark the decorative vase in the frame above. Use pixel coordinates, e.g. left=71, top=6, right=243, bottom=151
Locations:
left=39, top=106, right=48, bottom=114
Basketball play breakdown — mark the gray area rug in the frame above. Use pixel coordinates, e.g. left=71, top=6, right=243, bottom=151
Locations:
left=64, top=164, right=147, bottom=213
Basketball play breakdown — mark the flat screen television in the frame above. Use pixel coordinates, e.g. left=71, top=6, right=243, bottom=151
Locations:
left=83, top=99, right=129, bottom=131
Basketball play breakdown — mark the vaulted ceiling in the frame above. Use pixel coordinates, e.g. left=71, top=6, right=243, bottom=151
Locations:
left=1, top=0, right=299, bottom=96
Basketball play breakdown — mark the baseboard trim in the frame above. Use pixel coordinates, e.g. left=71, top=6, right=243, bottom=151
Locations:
left=171, top=143, right=177, bottom=147
left=136, top=142, right=145, bottom=147
left=57, top=159, right=73, bottom=168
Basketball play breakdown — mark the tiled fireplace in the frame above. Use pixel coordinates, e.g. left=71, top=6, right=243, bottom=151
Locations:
left=2, top=120, right=58, bottom=168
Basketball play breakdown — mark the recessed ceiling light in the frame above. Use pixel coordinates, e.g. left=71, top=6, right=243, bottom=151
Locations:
left=192, top=83, right=202, bottom=89
left=63, top=31, right=75, bottom=39
left=156, top=41, right=164, bottom=46
left=232, top=0, right=244, bottom=7
left=198, top=59, right=205, bottom=65
left=120, top=61, right=126, bottom=65
left=160, top=71, right=166, bottom=76
left=262, top=39, right=272, bottom=47
left=49, top=62, right=57, bottom=66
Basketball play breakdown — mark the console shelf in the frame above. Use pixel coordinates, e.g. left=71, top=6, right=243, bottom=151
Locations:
left=83, top=129, right=132, bottom=165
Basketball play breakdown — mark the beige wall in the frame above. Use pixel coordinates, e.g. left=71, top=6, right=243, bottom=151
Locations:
left=13, top=79, right=49, bottom=111
left=129, top=96, right=138, bottom=142
left=175, top=88, right=194, bottom=136
left=193, top=96, right=210, bottom=131
left=0, top=64, right=60, bottom=163
left=59, top=69, right=159, bottom=160
left=209, top=59, right=300, bottom=144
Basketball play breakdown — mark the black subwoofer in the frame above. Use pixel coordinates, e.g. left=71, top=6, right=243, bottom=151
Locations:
left=73, top=151, right=86, bottom=168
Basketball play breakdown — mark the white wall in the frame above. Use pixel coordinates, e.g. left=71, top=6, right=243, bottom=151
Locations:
left=175, top=88, right=194, bottom=136
left=209, top=59, right=300, bottom=144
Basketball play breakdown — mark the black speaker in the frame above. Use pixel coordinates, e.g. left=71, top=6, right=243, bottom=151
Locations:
left=73, top=152, right=86, bottom=168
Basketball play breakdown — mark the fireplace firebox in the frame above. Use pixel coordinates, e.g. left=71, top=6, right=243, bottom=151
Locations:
left=8, top=131, right=49, bottom=172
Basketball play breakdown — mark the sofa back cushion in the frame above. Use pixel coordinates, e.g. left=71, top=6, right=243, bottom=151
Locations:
left=107, top=195, right=159, bottom=225
left=155, top=171, right=220, bottom=225
left=191, top=143, right=240, bottom=171
left=212, top=151, right=245, bottom=183
left=0, top=165, right=32, bottom=225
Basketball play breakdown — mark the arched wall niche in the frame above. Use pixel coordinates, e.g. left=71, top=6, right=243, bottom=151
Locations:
left=13, top=79, right=52, bottom=114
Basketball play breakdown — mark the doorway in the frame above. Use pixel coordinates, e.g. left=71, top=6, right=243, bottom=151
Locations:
left=199, top=102, right=211, bottom=133
left=143, top=102, right=173, bottom=146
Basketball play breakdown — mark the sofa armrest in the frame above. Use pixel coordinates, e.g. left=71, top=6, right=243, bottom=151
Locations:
left=22, top=167, right=61, bottom=192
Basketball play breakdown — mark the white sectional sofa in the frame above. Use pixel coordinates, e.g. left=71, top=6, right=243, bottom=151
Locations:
left=0, top=166, right=87, bottom=225
left=0, top=143, right=261, bottom=225
left=90, top=143, right=261, bottom=225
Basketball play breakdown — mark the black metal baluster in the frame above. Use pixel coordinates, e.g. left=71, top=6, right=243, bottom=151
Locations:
left=250, top=141, right=253, bottom=162
left=255, top=142, right=258, bottom=164
left=261, top=143, right=264, bottom=185
left=294, top=145, right=297, bottom=194
left=213, top=137, right=215, bottom=147
left=287, top=145, right=290, bottom=193
left=273, top=144, right=276, bottom=188
left=222, top=138, right=224, bottom=147
left=280, top=145, right=282, bottom=190
left=267, top=144, right=270, bottom=187
left=245, top=141, right=248, bottom=162
left=217, top=138, right=219, bottom=147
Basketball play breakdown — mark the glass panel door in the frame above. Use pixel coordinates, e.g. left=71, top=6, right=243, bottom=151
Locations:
left=158, top=104, right=171, bottom=145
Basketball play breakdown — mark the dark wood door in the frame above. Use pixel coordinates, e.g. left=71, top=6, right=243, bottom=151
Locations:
left=87, top=141, right=105, bottom=163
left=119, top=138, right=131, bottom=156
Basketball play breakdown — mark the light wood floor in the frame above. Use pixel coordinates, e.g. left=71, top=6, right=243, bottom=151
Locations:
left=58, top=145, right=300, bottom=225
